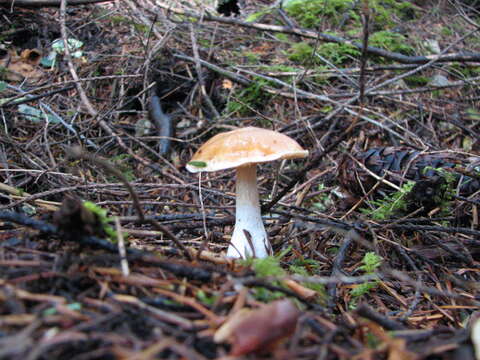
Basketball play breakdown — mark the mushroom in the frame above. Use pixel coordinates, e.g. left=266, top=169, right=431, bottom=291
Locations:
left=186, top=127, right=308, bottom=259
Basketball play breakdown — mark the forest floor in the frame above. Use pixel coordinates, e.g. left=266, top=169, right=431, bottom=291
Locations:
left=1, top=0, right=480, bottom=359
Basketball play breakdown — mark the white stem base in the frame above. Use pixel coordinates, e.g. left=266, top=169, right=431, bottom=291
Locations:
left=226, top=165, right=272, bottom=259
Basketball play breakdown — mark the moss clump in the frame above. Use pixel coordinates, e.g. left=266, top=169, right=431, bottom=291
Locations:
left=284, top=0, right=416, bottom=29
left=288, top=41, right=360, bottom=65
left=369, top=0, right=416, bottom=29
left=244, top=51, right=260, bottom=63
left=275, top=33, right=290, bottom=42
left=262, top=64, right=299, bottom=73
left=369, top=31, right=414, bottom=55
left=287, top=42, right=315, bottom=63
left=404, top=75, right=429, bottom=87
left=317, top=42, right=360, bottom=65
left=448, top=62, right=480, bottom=78
left=284, top=0, right=358, bottom=28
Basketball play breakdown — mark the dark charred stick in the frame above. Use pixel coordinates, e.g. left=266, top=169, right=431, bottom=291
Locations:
left=272, top=209, right=352, bottom=233
left=0, top=86, right=75, bottom=108
left=0, top=0, right=112, bottom=6
left=119, top=213, right=218, bottom=223
left=169, top=217, right=234, bottom=231
left=391, top=242, right=419, bottom=272
left=168, top=209, right=353, bottom=233
left=138, top=255, right=213, bottom=282
left=0, top=210, right=138, bottom=254
left=356, top=303, right=406, bottom=331
left=391, top=328, right=438, bottom=341
left=358, top=1, right=370, bottom=106
left=149, top=90, right=173, bottom=156
left=401, top=282, right=422, bottom=321
left=0, top=211, right=217, bottom=281
left=0, top=211, right=57, bottom=233
left=380, top=217, right=456, bottom=225
left=455, top=195, right=480, bottom=206
left=327, top=230, right=359, bottom=309
left=384, top=223, right=480, bottom=237
left=429, top=234, right=474, bottom=266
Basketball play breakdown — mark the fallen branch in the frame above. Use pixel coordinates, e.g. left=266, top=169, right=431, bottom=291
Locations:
left=0, top=0, right=112, bottom=7
left=0, top=211, right=214, bottom=281
left=152, top=1, right=480, bottom=64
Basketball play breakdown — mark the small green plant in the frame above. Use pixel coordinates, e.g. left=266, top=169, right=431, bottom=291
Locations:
left=133, top=23, right=149, bottom=34
left=196, top=290, right=217, bottom=306
left=289, top=259, right=326, bottom=296
left=361, top=181, right=415, bottom=221
left=421, top=166, right=457, bottom=220
left=260, top=64, right=299, bottom=85
left=310, top=183, right=334, bottom=211
left=245, top=8, right=271, bottom=22
left=198, top=38, right=212, bottom=48
left=109, top=154, right=135, bottom=182
left=43, top=302, right=82, bottom=316
left=225, top=78, right=272, bottom=116
left=83, top=201, right=118, bottom=241
left=0, top=67, right=7, bottom=79
left=243, top=249, right=325, bottom=302
left=358, top=251, right=382, bottom=273
left=349, top=252, right=382, bottom=308
left=188, top=161, right=207, bottom=168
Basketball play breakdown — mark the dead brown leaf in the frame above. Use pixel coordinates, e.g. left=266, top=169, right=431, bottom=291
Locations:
left=214, top=299, right=301, bottom=356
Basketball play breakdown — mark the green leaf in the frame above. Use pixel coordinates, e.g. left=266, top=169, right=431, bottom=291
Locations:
left=0, top=81, right=6, bottom=92
left=18, top=104, right=60, bottom=124
left=188, top=161, right=207, bottom=168
left=466, top=108, right=480, bottom=121
left=18, top=104, right=43, bottom=123
left=52, top=38, right=84, bottom=57
left=40, top=51, right=57, bottom=68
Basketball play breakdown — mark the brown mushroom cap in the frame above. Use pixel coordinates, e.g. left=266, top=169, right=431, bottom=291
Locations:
left=186, top=127, right=308, bottom=173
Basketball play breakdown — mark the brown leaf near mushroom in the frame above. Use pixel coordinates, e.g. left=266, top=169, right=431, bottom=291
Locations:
left=0, top=49, right=44, bottom=83
left=214, top=299, right=301, bottom=356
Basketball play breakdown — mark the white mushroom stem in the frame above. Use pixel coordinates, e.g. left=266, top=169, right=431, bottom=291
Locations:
left=226, top=164, right=272, bottom=259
